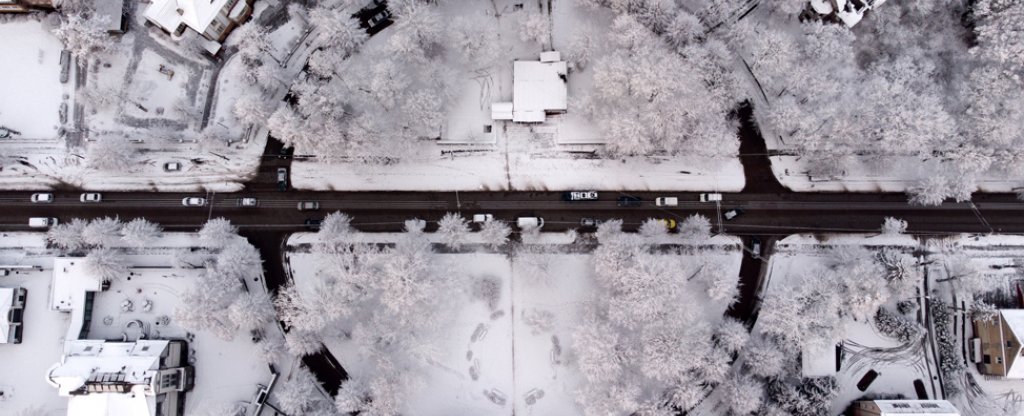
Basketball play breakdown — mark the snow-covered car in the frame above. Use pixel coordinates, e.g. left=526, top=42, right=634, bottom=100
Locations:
left=163, top=162, right=181, bottom=172
left=28, top=217, right=58, bottom=228
left=297, top=201, right=320, bottom=211
left=182, top=197, right=206, bottom=207
left=655, top=197, right=678, bottom=206
left=562, top=191, right=599, bottom=201
left=80, top=193, right=102, bottom=203
left=30, top=193, right=53, bottom=203
left=472, top=214, right=494, bottom=223
left=699, top=193, right=722, bottom=202
left=517, top=217, right=544, bottom=229
left=580, top=217, right=598, bottom=228
left=238, top=197, right=258, bottom=207
left=724, top=208, right=745, bottom=220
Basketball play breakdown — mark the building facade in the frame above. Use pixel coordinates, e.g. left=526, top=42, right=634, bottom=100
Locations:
left=0, top=287, right=27, bottom=344
left=973, top=309, right=1024, bottom=378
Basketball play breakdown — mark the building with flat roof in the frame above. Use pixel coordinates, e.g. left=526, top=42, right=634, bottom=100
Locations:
left=0, top=286, right=27, bottom=344
left=849, top=400, right=959, bottom=416
left=144, top=0, right=254, bottom=44
left=47, top=339, right=194, bottom=416
left=50, top=258, right=103, bottom=341
left=492, top=51, right=568, bottom=123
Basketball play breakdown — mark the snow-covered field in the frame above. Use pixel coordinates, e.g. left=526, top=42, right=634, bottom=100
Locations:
left=0, top=20, right=69, bottom=140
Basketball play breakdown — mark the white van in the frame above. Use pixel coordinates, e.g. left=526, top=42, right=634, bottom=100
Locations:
left=29, top=217, right=57, bottom=228
left=517, top=217, right=545, bottom=229
left=699, top=193, right=722, bottom=202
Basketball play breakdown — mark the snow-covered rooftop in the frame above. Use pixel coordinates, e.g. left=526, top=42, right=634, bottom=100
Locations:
left=1000, top=309, right=1024, bottom=378
left=870, top=400, right=960, bottom=415
left=67, top=393, right=153, bottom=416
left=508, top=52, right=568, bottom=123
left=94, top=0, right=125, bottom=33
left=0, top=287, right=14, bottom=344
left=49, top=339, right=169, bottom=395
left=50, top=258, right=102, bottom=313
left=144, top=0, right=230, bottom=37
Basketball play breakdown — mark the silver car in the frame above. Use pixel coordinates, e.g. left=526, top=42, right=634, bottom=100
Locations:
left=182, top=197, right=207, bottom=207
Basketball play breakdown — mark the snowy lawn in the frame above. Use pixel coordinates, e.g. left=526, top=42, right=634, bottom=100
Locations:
left=0, top=20, right=69, bottom=139
left=284, top=224, right=743, bottom=415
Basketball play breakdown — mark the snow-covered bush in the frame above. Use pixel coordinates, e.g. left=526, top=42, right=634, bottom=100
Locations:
left=721, top=375, right=764, bottom=415
left=198, top=218, right=238, bottom=248
left=743, top=335, right=788, bottom=378
left=82, top=216, right=122, bottom=247
left=679, top=214, right=712, bottom=241
left=436, top=212, right=470, bottom=250
left=714, top=316, right=749, bottom=353
left=765, top=376, right=838, bottom=416
left=273, top=366, right=334, bottom=416
left=120, top=218, right=162, bottom=247
left=519, top=12, right=550, bottom=46
left=46, top=218, right=88, bottom=251
left=930, top=299, right=964, bottom=397
left=638, top=218, right=668, bottom=239
left=86, top=137, right=136, bottom=170
left=881, top=217, right=908, bottom=235
left=874, top=307, right=925, bottom=344
left=479, top=219, right=511, bottom=249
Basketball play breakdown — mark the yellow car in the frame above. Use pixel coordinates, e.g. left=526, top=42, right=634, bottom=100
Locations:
left=659, top=218, right=677, bottom=231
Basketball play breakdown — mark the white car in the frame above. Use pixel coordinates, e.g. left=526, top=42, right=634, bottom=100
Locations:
left=238, top=197, right=258, bottom=207
left=29, top=217, right=58, bottom=228
left=472, top=214, right=494, bottom=223
left=80, top=193, right=102, bottom=203
left=699, top=193, right=722, bottom=202
left=30, top=193, right=53, bottom=203
left=164, top=162, right=182, bottom=172
left=182, top=197, right=206, bottom=207
left=655, top=197, right=678, bottom=206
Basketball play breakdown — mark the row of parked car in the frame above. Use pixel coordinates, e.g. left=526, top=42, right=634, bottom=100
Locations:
left=30, top=193, right=102, bottom=203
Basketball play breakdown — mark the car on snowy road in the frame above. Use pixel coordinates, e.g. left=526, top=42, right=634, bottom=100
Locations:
left=31, top=193, right=53, bottom=203
left=297, top=201, right=320, bottom=211
left=562, top=191, right=599, bottom=201
left=80, top=193, right=102, bottom=203
left=182, top=197, right=206, bottom=207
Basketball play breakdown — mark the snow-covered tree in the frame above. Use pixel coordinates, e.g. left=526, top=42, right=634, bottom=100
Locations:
left=233, top=23, right=274, bottom=66
left=47, top=218, right=88, bottom=251
left=479, top=219, right=511, bottom=249
left=715, top=316, right=749, bottom=353
left=638, top=218, right=668, bottom=239
left=199, top=218, right=238, bottom=248
left=83, top=248, right=128, bottom=283
left=83, top=216, right=123, bottom=247
left=233, top=92, right=272, bottom=126
left=273, top=366, right=333, bottom=416
left=881, top=217, right=908, bottom=235
left=937, top=253, right=987, bottom=293
left=721, top=375, right=764, bottom=415
left=744, top=335, right=788, bottom=378
left=519, top=12, right=550, bottom=46
left=320, top=211, right=355, bottom=245
left=227, top=290, right=275, bottom=332
left=284, top=329, right=323, bottom=357
left=87, top=137, right=136, bottom=170
left=436, top=212, right=470, bottom=250
left=908, top=175, right=950, bottom=206
left=679, top=214, right=712, bottom=241
left=446, top=17, right=501, bottom=70
left=310, top=5, right=368, bottom=54
left=52, top=13, right=112, bottom=58
left=702, top=266, right=739, bottom=304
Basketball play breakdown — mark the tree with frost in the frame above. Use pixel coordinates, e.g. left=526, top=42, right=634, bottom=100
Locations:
left=273, top=366, right=334, bottom=416
left=638, top=218, right=668, bottom=239
left=84, top=248, right=128, bottom=283
left=937, top=253, right=987, bottom=293
left=758, top=276, right=844, bottom=353
left=908, top=175, right=951, bottom=206
left=52, top=13, right=112, bottom=58
left=119, top=218, right=161, bottom=247
left=436, top=212, right=470, bottom=250
left=47, top=218, right=88, bottom=251
left=881, top=217, right=908, bottom=235
left=702, top=266, right=739, bottom=304
left=479, top=220, right=512, bottom=249
left=319, top=211, right=354, bottom=245
left=744, top=334, right=788, bottom=378
left=403, top=218, right=426, bottom=235
left=284, top=328, right=323, bottom=357
left=232, top=93, right=272, bottom=126
left=715, top=316, right=749, bottom=353
left=519, top=12, right=550, bottom=46
left=87, top=137, right=136, bottom=170
left=721, top=375, right=764, bottom=415
left=565, top=27, right=598, bottom=71
left=199, top=218, right=238, bottom=248
left=388, top=0, right=444, bottom=58
left=972, top=299, right=999, bottom=324
left=83, top=216, right=123, bottom=247
left=286, top=2, right=309, bottom=24
left=972, top=0, right=1024, bottom=76
left=233, top=23, right=274, bottom=65
left=446, top=17, right=501, bottom=70
left=665, top=11, right=704, bottom=49
left=310, top=5, right=367, bottom=54
left=679, top=214, right=712, bottom=241
left=227, top=291, right=275, bottom=332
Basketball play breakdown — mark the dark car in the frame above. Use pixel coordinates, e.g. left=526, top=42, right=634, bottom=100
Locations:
left=750, top=238, right=762, bottom=259
left=580, top=218, right=597, bottom=228
left=563, top=191, right=599, bottom=201
left=277, top=167, right=288, bottom=191
left=304, top=219, right=322, bottom=230
left=724, top=208, right=745, bottom=220
left=353, top=0, right=393, bottom=35
left=617, top=196, right=642, bottom=207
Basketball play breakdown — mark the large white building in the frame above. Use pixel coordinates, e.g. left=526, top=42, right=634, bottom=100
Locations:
left=492, top=51, right=568, bottom=123
left=47, top=339, right=194, bottom=416
left=144, top=0, right=254, bottom=43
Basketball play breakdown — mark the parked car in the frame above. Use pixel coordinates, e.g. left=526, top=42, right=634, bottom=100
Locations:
left=750, top=238, right=762, bottom=259
left=28, top=217, right=58, bottom=228
left=182, top=197, right=206, bottom=207
left=517, top=217, right=545, bottom=229
left=163, top=162, right=181, bottom=172
left=659, top=218, right=677, bottom=230
left=304, top=219, right=322, bottom=230
left=617, top=196, right=642, bottom=207
left=472, top=214, right=494, bottom=223
left=297, top=201, right=320, bottom=211
left=580, top=217, right=597, bottom=228
left=562, top=191, right=599, bottom=201
left=277, top=168, right=288, bottom=191
left=30, top=193, right=53, bottom=203
left=238, top=197, right=258, bottom=207
left=724, top=208, right=745, bottom=220
left=700, top=193, right=722, bottom=202
left=353, top=0, right=393, bottom=34
left=655, top=197, right=678, bottom=207
left=79, top=193, right=102, bottom=203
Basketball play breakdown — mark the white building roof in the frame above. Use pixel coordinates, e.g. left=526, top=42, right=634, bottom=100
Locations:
left=144, top=0, right=230, bottom=36
left=49, top=339, right=170, bottom=396
left=0, top=287, right=13, bottom=344
left=511, top=54, right=567, bottom=123
left=491, top=102, right=513, bottom=120
left=68, top=391, right=154, bottom=416
left=871, top=400, right=959, bottom=415
left=1000, top=309, right=1024, bottom=378
left=51, top=258, right=102, bottom=312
